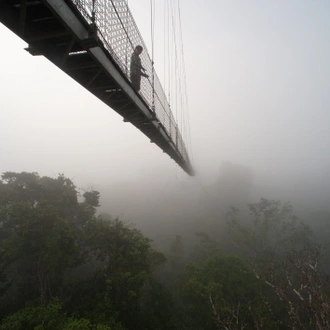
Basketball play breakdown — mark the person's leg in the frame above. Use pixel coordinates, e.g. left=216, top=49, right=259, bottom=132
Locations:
left=131, top=75, right=141, bottom=91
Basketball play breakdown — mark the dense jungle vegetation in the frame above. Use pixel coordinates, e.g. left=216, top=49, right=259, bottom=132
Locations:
left=0, top=171, right=329, bottom=329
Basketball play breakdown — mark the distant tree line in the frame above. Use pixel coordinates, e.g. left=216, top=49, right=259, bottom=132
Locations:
left=0, top=172, right=329, bottom=329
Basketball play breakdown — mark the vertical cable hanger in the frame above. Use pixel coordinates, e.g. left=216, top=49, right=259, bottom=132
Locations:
left=167, top=0, right=173, bottom=140
left=125, top=0, right=129, bottom=75
left=163, top=0, right=166, bottom=101
left=150, top=0, right=155, bottom=114
left=110, top=0, right=134, bottom=49
left=167, top=0, right=171, bottom=108
left=90, top=0, right=98, bottom=41
left=91, top=0, right=96, bottom=26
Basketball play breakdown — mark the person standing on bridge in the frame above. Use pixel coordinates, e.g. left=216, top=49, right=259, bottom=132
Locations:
left=130, top=45, right=149, bottom=92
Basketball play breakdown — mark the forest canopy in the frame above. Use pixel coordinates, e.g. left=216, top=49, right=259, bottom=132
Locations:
left=0, top=172, right=329, bottom=330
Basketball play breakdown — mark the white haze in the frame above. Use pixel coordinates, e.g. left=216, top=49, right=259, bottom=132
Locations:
left=0, top=0, right=330, bottom=237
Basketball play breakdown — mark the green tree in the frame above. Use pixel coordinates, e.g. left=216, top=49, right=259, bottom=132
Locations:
left=167, top=235, right=185, bottom=299
left=181, top=232, right=276, bottom=330
left=0, top=299, right=123, bottom=330
left=67, top=215, right=166, bottom=329
left=0, top=172, right=99, bottom=313
left=228, top=198, right=330, bottom=329
left=184, top=254, right=276, bottom=330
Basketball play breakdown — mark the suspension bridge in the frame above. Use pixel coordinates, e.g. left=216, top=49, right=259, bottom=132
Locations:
left=0, top=0, right=194, bottom=176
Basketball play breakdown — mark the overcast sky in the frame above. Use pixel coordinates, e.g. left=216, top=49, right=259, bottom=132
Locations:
left=1, top=0, right=330, bottom=200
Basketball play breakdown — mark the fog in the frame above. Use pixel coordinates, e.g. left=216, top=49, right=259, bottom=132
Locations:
left=1, top=0, right=330, bottom=245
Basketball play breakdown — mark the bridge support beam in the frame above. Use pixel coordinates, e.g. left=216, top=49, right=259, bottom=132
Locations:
left=0, top=0, right=194, bottom=175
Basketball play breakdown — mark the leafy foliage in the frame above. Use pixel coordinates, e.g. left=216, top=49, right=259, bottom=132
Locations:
left=0, top=299, right=120, bottom=330
left=183, top=234, right=276, bottom=329
left=1, top=172, right=329, bottom=330
left=228, top=198, right=330, bottom=329
left=0, top=172, right=167, bottom=329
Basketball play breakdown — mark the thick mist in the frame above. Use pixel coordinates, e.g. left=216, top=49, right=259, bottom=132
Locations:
left=1, top=0, right=330, bottom=249
left=1, top=1, right=330, bottom=329
left=93, top=160, right=330, bottom=253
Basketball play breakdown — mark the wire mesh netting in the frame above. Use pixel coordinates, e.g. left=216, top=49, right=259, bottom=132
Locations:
left=69, top=0, right=190, bottom=166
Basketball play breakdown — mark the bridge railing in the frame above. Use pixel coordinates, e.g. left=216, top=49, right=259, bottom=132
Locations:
left=68, top=0, right=189, bottom=166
